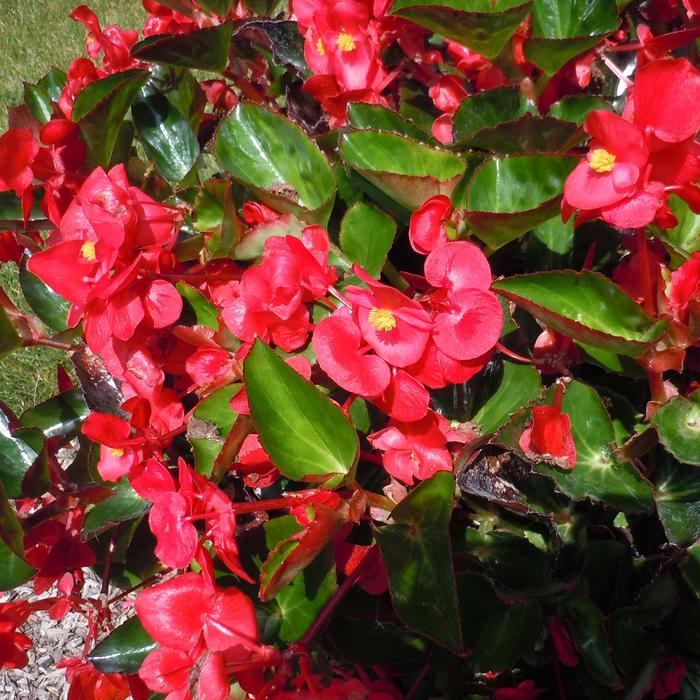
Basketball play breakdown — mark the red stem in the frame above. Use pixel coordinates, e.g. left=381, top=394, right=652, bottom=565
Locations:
left=497, top=342, right=534, bottom=365
left=23, top=338, right=77, bottom=352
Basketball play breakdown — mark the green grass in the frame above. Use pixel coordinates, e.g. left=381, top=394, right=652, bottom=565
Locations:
left=0, top=1, right=145, bottom=413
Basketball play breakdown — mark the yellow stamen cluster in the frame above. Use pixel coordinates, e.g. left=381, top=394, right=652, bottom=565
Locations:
left=368, top=308, right=397, bottom=332
left=316, top=38, right=326, bottom=56
left=108, top=447, right=125, bottom=458
left=588, top=148, right=616, bottom=173
left=337, top=32, right=356, bottom=52
left=80, top=241, right=97, bottom=262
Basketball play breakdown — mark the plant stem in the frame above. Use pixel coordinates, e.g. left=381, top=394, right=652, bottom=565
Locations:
left=212, top=414, right=254, bottom=482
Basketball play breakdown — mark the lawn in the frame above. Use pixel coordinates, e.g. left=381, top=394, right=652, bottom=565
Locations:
left=0, top=1, right=146, bottom=413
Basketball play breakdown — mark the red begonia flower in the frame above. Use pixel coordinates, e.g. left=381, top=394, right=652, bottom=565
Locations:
left=372, top=367, right=429, bottom=422
left=429, top=75, right=467, bottom=114
left=59, top=657, right=130, bottom=700
left=186, top=347, right=235, bottom=389
left=313, top=312, right=391, bottom=397
left=345, top=265, right=432, bottom=367
left=424, top=240, right=493, bottom=295
left=368, top=410, right=454, bottom=484
left=668, top=252, right=700, bottom=324
left=493, top=680, right=546, bottom=700
left=654, top=655, right=686, bottom=699
left=81, top=411, right=143, bottom=482
left=519, top=405, right=577, bottom=469
left=0, top=128, right=39, bottom=198
left=409, top=195, right=452, bottom=254
left=549, top=617, right=579, bottom=667
left=149, top=491, right=198, bottom=569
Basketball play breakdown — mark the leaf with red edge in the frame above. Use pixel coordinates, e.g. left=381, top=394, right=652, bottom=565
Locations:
left=260, top=504, right=344, bottom=601
left=492, top=271, right=668, bottom=358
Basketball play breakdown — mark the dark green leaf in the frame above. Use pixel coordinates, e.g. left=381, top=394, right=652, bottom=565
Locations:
left=216, top=104, right=336, bottom=223
left=83, top=479, right=150, bottom=537
left=198, top=0, right=232, bottom=14
left=176, top=283, right=219, bottom=329
left=471, top=360, right=542, bottom=434
left=465, top=154, right=576, bottom=249
left=0, top=414, right=40, bottom=498
left=493, top=271, right=668, bottom=358
left=534, top=381, right=653, bottom=512
left=0, top=540, right=34, bottom=591
left=131, top=23, right=233, bottom=71
left=453, top=87, right=535, bottom=143
left=0, top=307, right=21, bottom=361
left=19, top=255, right=70, bottom=331
left=20, top=389, right=88, bottom=440
left=132, top=92, right=199, bottom=184
left=0, top=481, right=26, bottom=558
left=73, top=70, right=150, bottom=168
left=652, top=390, right=700, bottom=466
left=526, top=34, right=608, bottom=76
left=339, top=203, right=396, bottom=278
left=376, top=471, right=462, bottom=652
left=526, top=216, right=574, bottom=271
left=548, top=94, right=613, bottom=126
left=89, top=616, right=157, bottom=674
left=347, top=103, right=431, bottom=142
left=23, top=68, right=65, bottom=124
left=263, top=516, right=336, bottom=642
left=560, top=596, right=621, bottom=687
left=655, top=455, right=700, bottom=547
left=340, top=130, right=465, bottom=210
left=244, top=340, right=359, bottom=481
left=390, top=0, right=532, bottom=60
left=234, top=20, right=308, bottom=75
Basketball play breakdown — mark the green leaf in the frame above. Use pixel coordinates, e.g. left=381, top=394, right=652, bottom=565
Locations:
left=193, top=384, right=240, bottom=436
left=461, top=114, right=585, bottom=154
left=244, top=341, right=359, bottom=481
left=339, top=203, right=396, bottom=278
left=19, top=255, right=70, bottom=331
left=0, top=307, right=21, bottom=361
left=560, top=596, right=621, bottom=687
left=465, top=154, right=576, bottom=249
left=493, top=271, right=668, bottom=358
left=652, top=390, right=700, bottom=466
left=0, top=540, right=34, bottom=591
left=375, top=471, right=462, bottom=652
left=177, top=282, right=219, bottom=329
left=23, top=68, right=65, bottom=124
left=198, top=0, right=232, bottom=14
left=655, top=456, right=700, bottom=547
left=0, top=481, right=27, bottom=559
left=526, top=0, right=619, bottom=75
left=234, top=20, right=309, bottom=75
left=548, top=94, right=613, bottom=126
left=526, top=216, right=574, bottom=271
left=20, top=389, right=88, bottom=440
left=657, top=195, right=700, bottom=260
left=390, top=0, right=532, bottom=60
left=83, top=479, right=150, bottom=537
left=453, top=87, right=535, bottom=143
left=233, top=213, right=306, bottom=260
left=458, top=572, right=543, bottom=670
left=216, top=104, right=336, bottom=223
left=0, top=413, right=40, bottom=498
left=340, top=130, right=465, bottom=210
left=89, top=616, right=157, bottom=674
left=132, top=91, right=199, bottom=184
left=73, top=70, right=150, bottom=168
left=131, top=23, right=233, bottom=71
left=471, top=360, right=542, bottom=434
left=263, top=516, right=336, bottom=642
left=347, top=103, right=432, bottom=142
left=534, top=381, right=653, bottom=512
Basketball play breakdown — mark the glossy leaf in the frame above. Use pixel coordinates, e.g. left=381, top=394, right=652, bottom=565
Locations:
left=657, top=195, right=700, bottom=259
left=375, top=471, right=462, bottom=652
left=458, top=571, right=543, bottom=670
left=244, top=340, right=359, bottom=481
left=347, top=103, right=431, bottom=142
left=465, top=154, right=576, bottom=249
left=534, top=381, right=653, bottom=512
left=177, top=283, right=219, bottom=329
left=390, top=0, right=532, bottom=60
left=471, top=360, right=542, bottom=435
left=132, top=91, right=199, bottom=184
left=262, top=515, right=336, bottom=641
left=492, top=271, right=668, bottom=358
left=526, top=216, right=574, bottom=271
left=560, top=596, right=621, bottom=687
left=19, top=256, right=70, bottom=332
left=0, top=413, right=39, bottom=498
left=23, top=68, right=65, bottom=124
left=83, top=479, right=150, bottom=537
left=652, top=390, right=700, bottom=466
left=131, top=23, right=233, bottom=71
left=0, top=540, right=34, bottom=592
left=20, top=389, right=88, bottom=440
left=0, top=307, right=21, bottom=361
left=216, top=104, right=335, bottom=223
left=233, top=20, right=308, bottom=75
left=548, top=94, right=613, bottom=126
left=340, top=130, right=465, bottom=210
left=339, top=203, right=396, bottom=278
left=89, top=616, right=157, bottom=674
left=73, top=70, right=149, bottom=168
left=0, top=481, right=26, bottom=559
left=655, top=455, right=700, bottom=547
